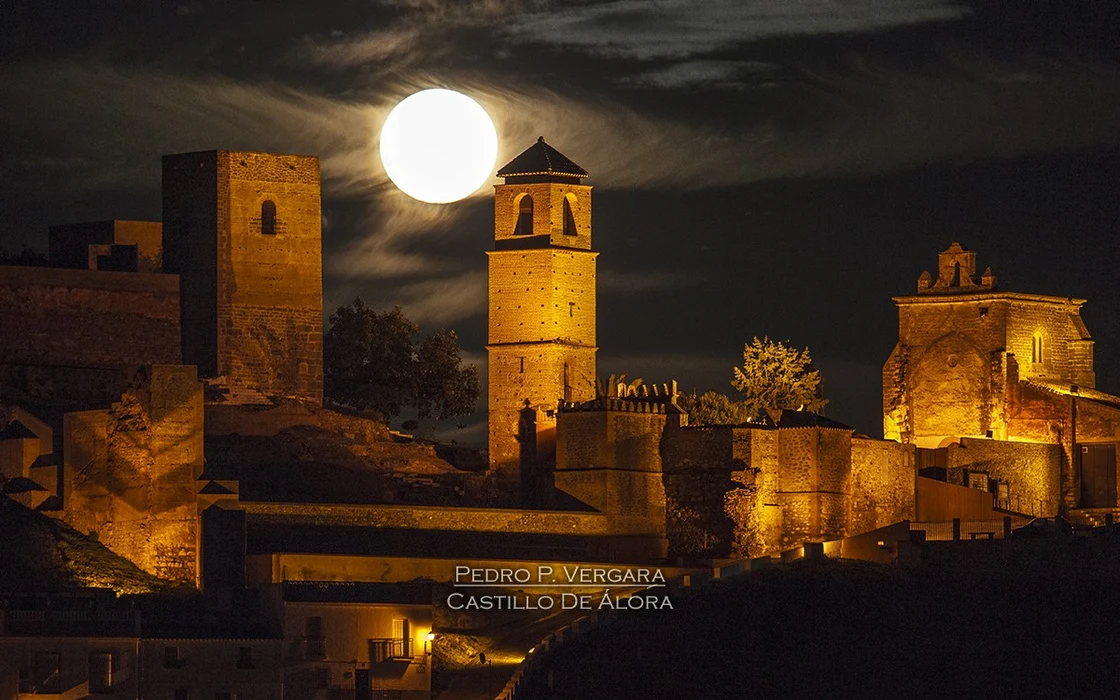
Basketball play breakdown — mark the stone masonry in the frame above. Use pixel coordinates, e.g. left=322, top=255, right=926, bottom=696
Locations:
left=163, top=150, right=323, bottom=405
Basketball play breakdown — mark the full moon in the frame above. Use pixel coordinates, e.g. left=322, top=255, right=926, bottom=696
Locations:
left=379, top=89, right=499, bottom=204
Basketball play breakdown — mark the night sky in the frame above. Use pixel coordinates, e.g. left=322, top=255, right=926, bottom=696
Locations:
left=3, top=1, right=1120, bottom=443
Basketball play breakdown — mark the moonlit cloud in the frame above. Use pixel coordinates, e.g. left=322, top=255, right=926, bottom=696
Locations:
left=504, top=0, right=972, bottom=60
left=395, top=271, right=489, bottom=326
left=618, top=60, right=781, bottom=90
left=292, top=27, right=425, bottom=68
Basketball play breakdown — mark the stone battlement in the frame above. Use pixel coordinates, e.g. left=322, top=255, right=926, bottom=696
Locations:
left=560, top=380, right=683, bottom=414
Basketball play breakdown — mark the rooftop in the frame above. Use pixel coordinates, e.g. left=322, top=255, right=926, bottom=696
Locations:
left=497, top=137, right=588, bottom=180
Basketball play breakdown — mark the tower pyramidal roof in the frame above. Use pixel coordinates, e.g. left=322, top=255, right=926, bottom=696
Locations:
left=497, top=136, right=588, bottom=180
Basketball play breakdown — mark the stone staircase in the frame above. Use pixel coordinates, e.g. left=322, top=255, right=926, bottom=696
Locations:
left=1067, top=509, right=1119, bottom=529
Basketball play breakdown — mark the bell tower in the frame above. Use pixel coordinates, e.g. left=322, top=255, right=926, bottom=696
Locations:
left=487, top=137, right=598, bottom=483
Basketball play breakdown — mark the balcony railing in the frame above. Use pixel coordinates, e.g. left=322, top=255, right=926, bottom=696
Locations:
left=369, top=638, right=411, bottom=662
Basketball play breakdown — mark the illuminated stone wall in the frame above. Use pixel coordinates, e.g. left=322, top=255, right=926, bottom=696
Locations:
left=163, top=150, right=323, bottom=405
left=0, top=265, right=181, bottom=369
left=1007, top=380, right=1120, bottom=512
left=660, top=425, right=917, bottom=557
left=773, top=427, right=853, bottom=549
left=554, top=408, right=668, bottom=533
left=62, top=364, right=204, bottom=583
left=943, top=437, right=1060, bottom=516
left=488, top=344, right=596, bottom=470
left=850, top=438, right=915, bottom=535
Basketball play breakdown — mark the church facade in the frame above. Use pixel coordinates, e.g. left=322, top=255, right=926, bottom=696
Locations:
left=885, top=242, right=1120, bottom=518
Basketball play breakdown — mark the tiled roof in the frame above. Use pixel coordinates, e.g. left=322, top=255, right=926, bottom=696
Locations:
left=748, top=409, right=853, bottom=431
left=497, top=137, right=588, bottom=178
left=1024, top=380, right=1120, bottom=409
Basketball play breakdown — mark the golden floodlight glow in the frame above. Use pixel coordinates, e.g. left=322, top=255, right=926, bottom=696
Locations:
left=379, top=88, right=498, bottom=204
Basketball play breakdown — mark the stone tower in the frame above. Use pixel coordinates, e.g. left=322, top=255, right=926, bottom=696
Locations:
left=162, top=150, right=323, bottom=405
left=488, top=138, right=598, bottom=482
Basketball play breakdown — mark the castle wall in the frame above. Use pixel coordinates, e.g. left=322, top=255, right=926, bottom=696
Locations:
left=849, top=438, right=915, bottom=535
left=661, top=426, right=754, bottom=558
left=239, top=501, right=660, bottom=536
left=61, top=365, right=204, bottom=584
left=1005, top=382, right=1120, bottom=512
left=163, top=150, right=220, bottom=377
left=487, top=249, right=597, bottom=346
left=0, top=265, right=181, bottom=369
left=554, top=407, right=669, bottom=536
left=221, top=152, right=323, bottom=404
left=773, top=428, right=852, bottom=548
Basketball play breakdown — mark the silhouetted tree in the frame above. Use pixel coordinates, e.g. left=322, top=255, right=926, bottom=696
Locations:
left=415, top=329, right=481, bottom=421
left=0, top=246, right=49, bottom=267
left=323, top=299, right=480, bottom=422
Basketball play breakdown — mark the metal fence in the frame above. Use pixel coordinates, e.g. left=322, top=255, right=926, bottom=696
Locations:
left=911, top=517, right=1030, bottom=541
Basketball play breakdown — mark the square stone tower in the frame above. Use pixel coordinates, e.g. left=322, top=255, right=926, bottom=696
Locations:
left=488, top=138, right=598, bottom=481
left=162, top=150, right=323, bottom=405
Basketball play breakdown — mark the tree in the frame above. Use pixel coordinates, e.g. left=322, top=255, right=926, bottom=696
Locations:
left=680, top=337, right=827, bottom=426
left=323, top=299, right=480, bottom=422
left=731, top=336, right=826, bottom=418
left=678, top=391, right=754, bottom=426
left=415, top=329, right=481, bottom=421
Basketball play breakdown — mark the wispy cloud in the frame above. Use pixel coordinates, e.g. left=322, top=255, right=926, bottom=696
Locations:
left=618, top=60, right=781, bottom=90
left=0, top=62, right=380, bottom=196
left=395, top=270, right=489, bottom=326
left=504, top=0, right=971, bottom=60
left=292, top=27, right=425, bottom=68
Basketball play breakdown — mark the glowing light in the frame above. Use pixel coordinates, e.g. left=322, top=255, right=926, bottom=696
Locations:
left=426, top=632, right=436, bottom=642
left=379, top=89, right=498, bottom=204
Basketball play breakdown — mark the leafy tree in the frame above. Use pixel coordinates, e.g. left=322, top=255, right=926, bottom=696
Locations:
left=731, top=336, right=826, bottom=417
left=678, top=391, right=754, bottom=426
left=324, top=299, right=480, bottom=422
left=680, top=337, right=827, bottom=426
